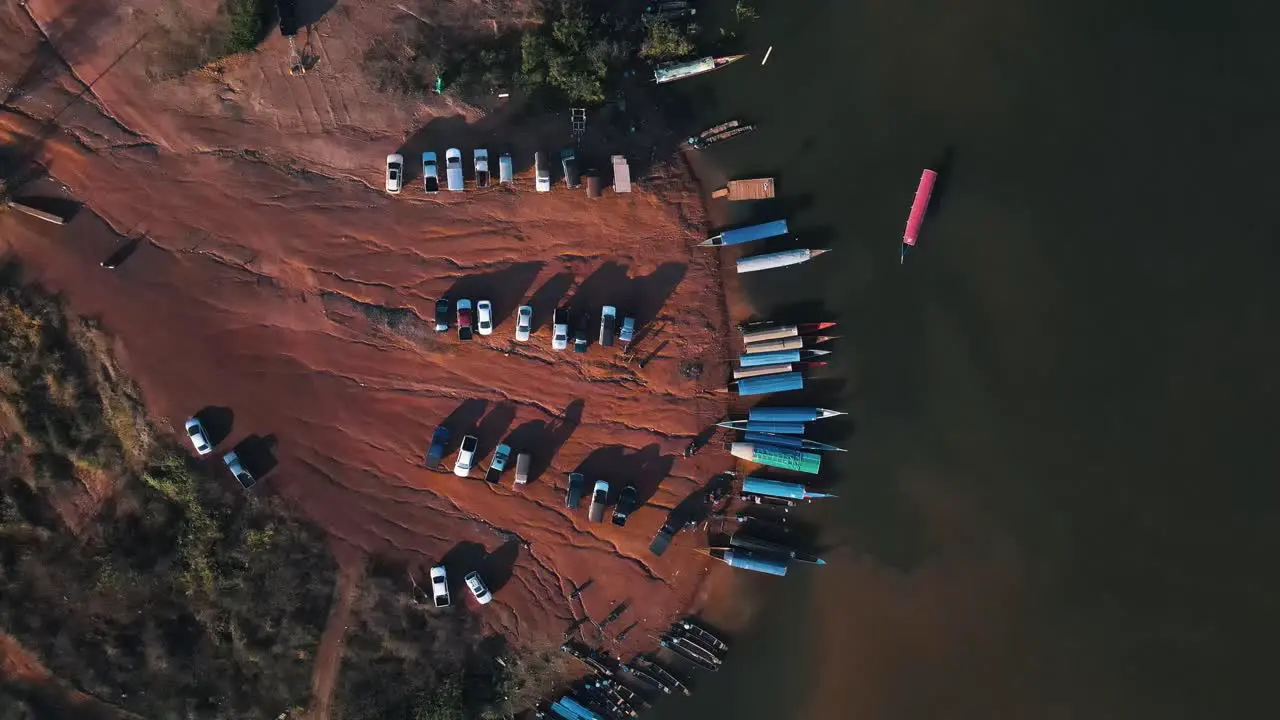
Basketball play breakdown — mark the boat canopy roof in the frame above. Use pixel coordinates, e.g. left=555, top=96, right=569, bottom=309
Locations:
left=739, top=349, right=802, bottom=367
left=723, top=549, right=789, bottom=576
left=655, top=56, right=717, bottom=82
left=719, top=219, right=789, bottom=246
left=735, top=371, right=804, bottom=396
left=743, top=476, right=810, bottom=499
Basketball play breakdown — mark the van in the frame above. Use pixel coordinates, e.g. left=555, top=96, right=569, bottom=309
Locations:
left=445, top=148, right=464, bottom=191
left=535, top=152, right=551, bottom=192
left=474, top=149, right=490, bottom=187
left=565, top=472, right=587, bottom=508
left=588, top=480, right=610, bottom=522
left=599, top=305, right=617, bottom=347
left=560, top=148, right=581, bottom=189
left=514, top=451, right=531, bottom=485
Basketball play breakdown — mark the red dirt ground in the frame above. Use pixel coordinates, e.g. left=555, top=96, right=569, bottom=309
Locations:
left=0, top=0, right=739, bottom=714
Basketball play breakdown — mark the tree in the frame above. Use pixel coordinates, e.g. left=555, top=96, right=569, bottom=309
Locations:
left=641, top=18, right=694, bottom=61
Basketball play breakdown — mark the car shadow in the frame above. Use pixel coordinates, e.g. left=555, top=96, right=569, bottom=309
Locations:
left=233, top=433, right=278, bottom=480
left=195, top=405, right=235, bottom=446
left=567, top=261, right=687, bottom=328
left=527, top=271, right=575, bottom=333
left=474, top=402, right=517, bottom=466
left=481, top=538, right=521, bottom=593
left=445, top=261, right=543, bottom=331
left=572, top=443, right=674, bottom=505
left=500, top=398, right=584, bottom=485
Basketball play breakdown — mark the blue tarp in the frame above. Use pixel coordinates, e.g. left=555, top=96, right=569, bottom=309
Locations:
left=739, top=349, right=802, bottom=367
left=735, top=371, right=804, bottom=397
left=749, top=406, right=822, bottom=422
left=720, top=219, right=789, bottom=246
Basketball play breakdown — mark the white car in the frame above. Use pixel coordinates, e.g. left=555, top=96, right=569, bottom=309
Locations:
left=476, top=300, right=493, bottom=335
left=454, top=434, right=478, bottom=477
left=515, top=305, right=533, bottom=341
left=464, top=570, right=492, bottom=605
left=185, top=417, right=212, bottom=455
left=474, top=149, right=490, bottom=187
left=429, top=564, right=450, bottom=608
left=535, top=151, right=551, bottom=192
left=422, top=151, right=439, bottom=193
left=551, top=307, right=569, bottom=351
left=223, top=451, right=256, bottom=489
left=588, top=479, right=610, bottom=522
left=445, top=148, right=464, bottom=191
left=385, top=153, right=404, bottom=194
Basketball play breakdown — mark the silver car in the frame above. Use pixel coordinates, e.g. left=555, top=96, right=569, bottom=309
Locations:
left=223, top=451, right=256, bottom=489
left=515, top=305, right=533, bottom=342
left=464, top=570, right=492, bottom=605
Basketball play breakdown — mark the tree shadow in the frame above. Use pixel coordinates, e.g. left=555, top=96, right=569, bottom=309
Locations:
left=441, top=398, right=489, bottom=453
left=474, top=402, right=517, bottom=463
left=440, top=540, right=487, bottom=597
left=195, top=405, right=235, bottom=446
left=481, top=538, right=521, bottom=593
left=445, top=261, right=543, bottom=330
left=568, top=261, right=687, bottom=327
left=290, top=0, right=338, bottom=34
left=233, top=433, right=278, bottom=480
left=527, top=271, right=575, bottom=332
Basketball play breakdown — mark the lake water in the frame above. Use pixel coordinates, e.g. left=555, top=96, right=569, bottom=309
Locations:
left=653, top=0, right=1279, bottom=717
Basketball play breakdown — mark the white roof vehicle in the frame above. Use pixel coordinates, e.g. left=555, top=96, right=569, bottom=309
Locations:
left=477, top=300, right=493, bottom=335
left=185, top=417, right=212, bottom=455
left=422, top=151, right=439, bottom=193
left=445, top=148, right=464, bottom=191
left=551, top=307, right=569, bottom=351
left=454, top=434, right=479, bottom=477
left=588, top=479, right=610, bottom=522
left=430, top=564, right=450, bottom=608
left=599, top=305, right=617, bottom=347
left=535, top=151, right=551, bottom=192
left=515, top=305, right=533, bottom=342
left=499, top=153, right=514, bottom=185
left=223, top=451, right=256, bottom=489
left=385, top=153, right=404, bottom=194
left=464, top=570, right=493, bottom=605
left=474, top=149, right=490, bottom=187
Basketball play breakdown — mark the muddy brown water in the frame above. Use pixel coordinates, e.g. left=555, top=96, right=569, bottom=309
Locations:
left=648, top=0, right=1280, bottom=718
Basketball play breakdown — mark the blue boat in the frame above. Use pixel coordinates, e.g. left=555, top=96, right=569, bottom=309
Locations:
left=558, top=696, right=605, bottom=720
left=708, top=548, right=788, bottom=576
left=743, top=431, right=846, bottom=452
left=742, top=476, right=837, bottom=500
left=700, top=219, right=789, bottom=247
left=732, top=371, right=804, bottom=396
left=748, top=407, right=845, bottom=422
left=716, top=420, right=807, bottom=435
left=739, top=349, right=801, bottom=367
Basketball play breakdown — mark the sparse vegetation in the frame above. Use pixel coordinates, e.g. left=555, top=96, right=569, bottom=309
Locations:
left=641, top=17, right=695, bottom=62
left=734, top=1, right=760, bottom=23
left=0, top=265, right=338, bottom=718
left=362, top=26, right=522, bottom=101
left=333, top=561, right=569, bottom=720
left=146, top=0, right=272, bottom=79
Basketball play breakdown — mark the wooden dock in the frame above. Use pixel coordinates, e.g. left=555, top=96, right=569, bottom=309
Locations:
left=711, top=177, right=775, bottom=201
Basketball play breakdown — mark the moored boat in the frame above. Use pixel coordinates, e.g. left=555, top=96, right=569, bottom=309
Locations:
left=716, top=420, right=808, bottom=435
left=738, top=348, right=830, bottom=367
left=901, top=168, right=937, bottom=263
left=747, top=406, right=845, bottom=422
left=729, top=370, right=805, bottom=396
left=706, top=547, right=789, bottom=576
left=743, top=335, right=838, bottom=352
left=731, top=361, right=826, bottom=380
left=655, top=54, right=746, bottom=84
left=660, top=639, right=720, bottom=671
left=737, top=248, right=829, bottom=274
left=664, top=630, right=723, bottom=664
left=686, top=123, right=756, bottom=149
left=634, top=656, right=691, bottom=695
left=712, top=177, right=776, bottom=201
left=739, top=321, right=837, bottom=342
left=742, top=475, right=836, bottom=500
left=675, top=619, right=729, bottom=653
left=741, top=431, right=845, bottom=452
left=730, top=441, right=822, bottom=474
left=726, top=533, right=827, bottom=565
left=701, top=219, right=789, bottom=247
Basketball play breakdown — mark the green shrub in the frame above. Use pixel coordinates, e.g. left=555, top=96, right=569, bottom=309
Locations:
left=641, top=17, right=694, bottom=61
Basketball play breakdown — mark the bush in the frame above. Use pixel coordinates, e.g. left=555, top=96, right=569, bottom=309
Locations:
left=734, top=1, right=760, bottom=23
left=641, top=17, right=694, bottom=61
left=518, top=0, right=630, bottom=105
left=146, top=0, right=271, bottom=79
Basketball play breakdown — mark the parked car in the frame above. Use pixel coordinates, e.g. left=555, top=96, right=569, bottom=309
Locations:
left=476, top=300, right=493, bottom=335
left=485, top=444, right=511, bottom=483
left=422, top=151, right=439, bottom=193
left=618, top=316, right=636, bottom=349
left=499, top=153, right=514, bottom=185
left=446, top=148, right=464, bottom=191
left=565, top=472, right=587, bottom=508
left=464, top=570, right=493, bottom=605
left=535, top=152, right=551, bottom=192
left=434, top=297, right=450, bottom=332
left=385, top=153, right=404, bottom=194
left=454, top=434, right=479, bottom=477
left=185, top=417, right=212, bottom=455
left=514, top=451, right=531, bottom=485
left=430, top=564, right=450, bottom=607
left=599, top=305, right=617, bottom=347
left=474, top=149, right=490, bottom=187
left=515, top=305, right=533, bottom=342
left=560, top=148, right=581, bottom=189
left=223, top=450, right=255, bottom=489
left=573, top=311, right=591, bottom=353
left=588, top=480, right=610, bottom=522
left=551, top=307, right=570, bottom=351
left=424, top=425, right=449, bottom=470
left=456, top=299, right=473, bottom=341
left=612, top=484, right=639, bottom=526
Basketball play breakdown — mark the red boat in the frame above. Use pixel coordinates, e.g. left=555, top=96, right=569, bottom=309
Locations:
left=901, top=169, right=937, bottom=263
